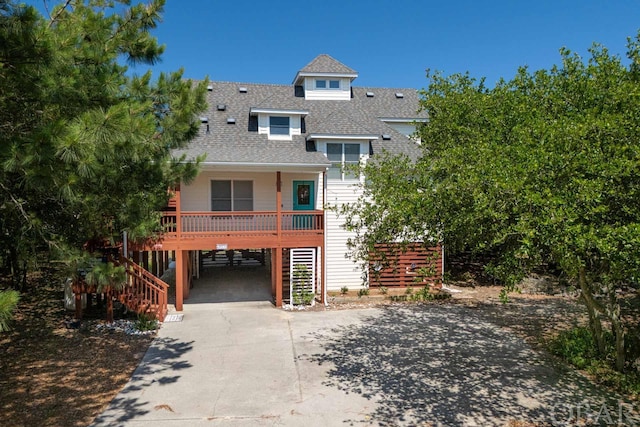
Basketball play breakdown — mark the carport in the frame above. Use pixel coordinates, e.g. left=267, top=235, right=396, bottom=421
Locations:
left=185, top=250, right=272, bottom=305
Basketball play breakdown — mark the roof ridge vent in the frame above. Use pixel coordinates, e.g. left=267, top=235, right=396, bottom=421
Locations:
left=238, top=87, right=248, bottom=93
left=366, top=91, right=374, bottom=97
left=227, top=117, right=236, bottom=124
left=395, top=92, right=404, bottom=98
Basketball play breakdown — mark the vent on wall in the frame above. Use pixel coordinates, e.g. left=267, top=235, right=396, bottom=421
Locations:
left=227, top=117, right=236, bottom=124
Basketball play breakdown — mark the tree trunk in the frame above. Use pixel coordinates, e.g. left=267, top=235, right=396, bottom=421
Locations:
left=106, top=291, right=114, bottom=323
left=578, top=267, right=606, bottom=356
left=611, top=314, right=626, bottom=372
left=20, top=260, right=27, bottom=292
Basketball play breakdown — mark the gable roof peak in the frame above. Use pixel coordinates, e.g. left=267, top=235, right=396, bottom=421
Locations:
left=300, top=54, right=357, bottom=74
left=293, top=54, right=358, bottom=84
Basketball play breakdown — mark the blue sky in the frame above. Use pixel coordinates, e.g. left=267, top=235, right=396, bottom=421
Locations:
left=34, top=0, right=640, bottom=89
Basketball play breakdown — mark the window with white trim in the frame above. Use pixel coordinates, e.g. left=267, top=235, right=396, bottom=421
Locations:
left=269, top=116, right=290, bottom=136
left=326, top=143, right=360, bottom=180
left=211, top=180, right=253, bottom=211
left=315, top=79, right=341, bottom=90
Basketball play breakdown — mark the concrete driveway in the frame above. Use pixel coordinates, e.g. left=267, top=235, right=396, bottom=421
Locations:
left=92, top=268, right=637, bottom=426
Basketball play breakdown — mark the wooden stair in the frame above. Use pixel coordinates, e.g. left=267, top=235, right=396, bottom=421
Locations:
left=117, top=256, right=170, bottom=322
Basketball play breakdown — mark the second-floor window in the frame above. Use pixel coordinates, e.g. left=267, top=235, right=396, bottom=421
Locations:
left=211, top=180, right=253, bottom=211
left=269, top=116, right=290, bottom=136
left=315, top=79, right=340, bottom=90
left=327, top=143, right=360, bottom=180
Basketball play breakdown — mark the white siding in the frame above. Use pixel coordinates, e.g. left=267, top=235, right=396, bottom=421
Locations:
left=325, top=181, right=365, bottom=290
left=316, top=139, right=370, bottom=291
left=304, top=77, right=351, bottom=100
left=257, top=114, right=302, bottom=140
left=385, top=122, right=422, bottom=144
left=181, top=171, right=322, bottom=212
left=386, top=122, right=416, bottom=137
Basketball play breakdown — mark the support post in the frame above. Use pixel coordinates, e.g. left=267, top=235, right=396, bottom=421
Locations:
left=271, top=248, right=277, bottom=298
left=176, top=250, right=184, bottom=311
left=275, top=248, right=283, bottom=307
left=319, top=246, right=325, bottom=304
left=184, top=251, right=191, bottom=298
left=276, top=171, right=282, bottom=242
left=142, top=251, right=149, bottom=271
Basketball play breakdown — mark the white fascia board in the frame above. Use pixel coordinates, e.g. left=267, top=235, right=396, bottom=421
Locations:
left=307, top=134, right=379, bottom=141
left=250, top=107, right=309, bottom=116
left=199, top=161, right=329, bottom=172
left=292, top=72, right=359, bottom=84
left=379, top=117, right=429, bottom=123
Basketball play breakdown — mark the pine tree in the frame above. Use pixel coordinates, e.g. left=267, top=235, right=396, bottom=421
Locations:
left=0, top=1, right=207, bottom=290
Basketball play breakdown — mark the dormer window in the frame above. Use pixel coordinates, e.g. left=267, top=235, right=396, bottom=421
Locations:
left=315, top=79, right=341, bottom=90
left=269, top=116, right=290, bottom=136
left=250, top=107, right=307, bottom=140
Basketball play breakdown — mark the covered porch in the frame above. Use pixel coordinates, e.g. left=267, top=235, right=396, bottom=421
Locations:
left=133, top=169, right=327, bottom=312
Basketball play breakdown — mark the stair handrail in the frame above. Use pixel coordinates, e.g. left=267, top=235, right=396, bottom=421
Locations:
left=116, top=255, right=170, bottom=321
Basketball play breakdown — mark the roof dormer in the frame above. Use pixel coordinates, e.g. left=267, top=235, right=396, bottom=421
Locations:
left=293, top=54, right=358, bottom=101
left=250, top=107, right=308, bottom=141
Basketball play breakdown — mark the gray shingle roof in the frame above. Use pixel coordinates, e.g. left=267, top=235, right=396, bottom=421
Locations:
left=175, top=56, right=425, bottom=168
left=298, top=54, right=357, bottom=75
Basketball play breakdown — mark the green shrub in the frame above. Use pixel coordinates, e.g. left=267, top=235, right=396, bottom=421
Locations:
left=340, top=286, right=349, bottom=295
left=0, top=290, right=20, bottom=332
left=548, top=326, right=600, bottom=369
left=379, top=286, right=388, bottom=295
left=358, top=287, right=370, bottom=298
left=549, top=326, right=640, bottom=398
left=135, top=313, right=158, bottom=332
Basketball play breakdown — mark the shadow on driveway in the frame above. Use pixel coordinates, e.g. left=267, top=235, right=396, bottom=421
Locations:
left=91, top=337, right=194, bottom=426
left=303, top=304, right=638, bottom=426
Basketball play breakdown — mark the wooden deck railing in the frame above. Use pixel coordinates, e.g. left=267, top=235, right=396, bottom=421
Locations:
left=119, top=256, right=169, bottom=321
left=72, top=256, right=170, bottom=322
left=160, top=210, right=324, bottom=240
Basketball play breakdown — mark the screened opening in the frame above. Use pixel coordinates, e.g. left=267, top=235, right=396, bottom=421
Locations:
left=211, top=180, right=253, bottom=211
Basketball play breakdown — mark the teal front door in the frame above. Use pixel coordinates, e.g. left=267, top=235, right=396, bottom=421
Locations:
left=292, top=180, right=314, bottom=229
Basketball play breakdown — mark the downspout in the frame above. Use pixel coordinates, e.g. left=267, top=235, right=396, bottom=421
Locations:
left=323, top=170, right=328, bottom=306
left=122, top=231, right=128, bottom=258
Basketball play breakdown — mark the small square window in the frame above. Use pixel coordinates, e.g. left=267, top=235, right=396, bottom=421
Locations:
left=269, top=116, right=290, bottom=135
left=315, top=79, right=340, bottom=90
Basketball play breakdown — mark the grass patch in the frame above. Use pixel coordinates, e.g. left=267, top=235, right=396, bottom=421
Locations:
left=548, top=326, right=640, bottom=400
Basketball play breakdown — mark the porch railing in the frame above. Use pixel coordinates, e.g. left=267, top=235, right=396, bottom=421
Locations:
left=160, top=210, right=324, bottom=240
left=119, top=256, right=169, bottom=321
